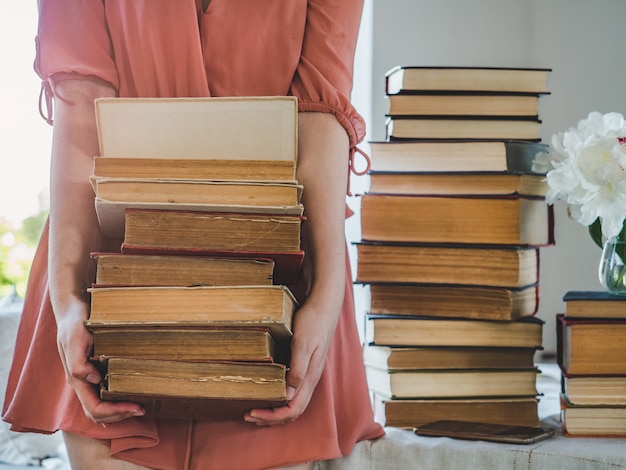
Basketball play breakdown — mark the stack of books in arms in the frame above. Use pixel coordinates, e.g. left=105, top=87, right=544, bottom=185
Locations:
left=558, top=291, right=626, bottom=437
left=357, top=66, right=553, bottom=429
left=86, top=96, right=303, bottom=420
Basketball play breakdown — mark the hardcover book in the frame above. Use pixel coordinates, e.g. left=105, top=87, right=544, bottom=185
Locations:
left=386, top=116, right=541, bottom=141
left=99, top=357, right=288, bottom=420
left=91, top=327, right=287, bottom=364
left=365, top=315, right=544, bottom=348
left=557, top=314, right=626, bottom=375
left=96, top=198, right=304, bottom=238
left=120, top=209, right=305, bottom=283
left=563, top=290, right=626, bottom=319
left=365, top=366, right=539, bottom=399
left=561, top=370, right=626, bottom=406
left=86, top=285, right=297, bottom=344
left=385, top=66, right=551, bottom=95
left=91, top=253, right=275, bottom=288
left=95, top=96, right=298, bottom=161
left=92, top=157, right=297, bottom=182
left=386, top=93, right=540, bottom=118
left=94, top=178, right=303, bottom=209
left=363, top=345, right=538, bottom=371
left=355, top=243, right=539, bottom=288
left=367, top=283, right=539, bottom=321
left=560, top=394, right=626, bottom=438
left=360, top=194, right=554, bottom=246
left=367, top=172, right=548, bottom=198
left=373, top=395, right=540, bottom=429
left=368, top=140, right=548, bottom=174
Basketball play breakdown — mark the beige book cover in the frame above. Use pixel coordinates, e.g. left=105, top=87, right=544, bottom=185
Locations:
left=95, top=96, right=298, bottom=161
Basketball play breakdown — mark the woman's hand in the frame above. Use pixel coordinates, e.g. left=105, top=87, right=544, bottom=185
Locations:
left=244, top=292, right=342, bottom=425
left=244, top=112, right=349, bottom=425
left=55, top=300, right=145, bottom=424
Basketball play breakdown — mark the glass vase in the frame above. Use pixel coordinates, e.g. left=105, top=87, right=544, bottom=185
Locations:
left=598, top=239, right=626, bottom=295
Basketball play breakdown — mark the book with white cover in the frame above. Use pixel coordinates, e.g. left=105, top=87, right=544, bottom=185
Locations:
left=95, top=96, right=298, bottom=161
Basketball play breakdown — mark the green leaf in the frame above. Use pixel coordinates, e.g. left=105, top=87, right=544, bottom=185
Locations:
left=588, top=218, right=604, bottom=249
left=616, top=221, right=626, bottom=267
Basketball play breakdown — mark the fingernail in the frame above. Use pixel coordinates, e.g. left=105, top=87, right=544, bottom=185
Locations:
left=286, top=386, right=296, bottom=400
left=244, top=414, right=255, bottom=422
left=86, top=374, right=100, bottom=385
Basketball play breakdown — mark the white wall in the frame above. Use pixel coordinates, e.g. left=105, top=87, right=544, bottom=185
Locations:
left=352, top=0, right=626, bottom=355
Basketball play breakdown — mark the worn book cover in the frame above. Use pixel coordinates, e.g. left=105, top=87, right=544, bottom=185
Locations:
left=365, top=314, right=544, bottom=348
left=360, top=194, right=554, bottom=246
left=91, top=253, right=275, bottom=287
left=373, top=395, right=540, bottom=429
left=87, top=285, right=297, bottom=344
left=355, top=242, right=539, bottom=288
left=98, top=358, right=288, bottom=420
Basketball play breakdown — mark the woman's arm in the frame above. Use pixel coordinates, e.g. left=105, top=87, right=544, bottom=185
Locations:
left=49, top=78, right=145, bottom=424
left=245, top=111, right=349, bottom=425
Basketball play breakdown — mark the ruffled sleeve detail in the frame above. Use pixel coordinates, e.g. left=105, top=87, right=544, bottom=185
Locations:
left=288, top=0, right=366, bottom=149
left=35, top=0, right=119, bottom=123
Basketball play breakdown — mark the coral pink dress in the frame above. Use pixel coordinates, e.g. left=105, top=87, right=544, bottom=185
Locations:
left=2, top=1, right=384, bottom=469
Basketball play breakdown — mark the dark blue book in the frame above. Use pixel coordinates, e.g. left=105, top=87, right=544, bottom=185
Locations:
left=563, top=290, right=626, bottom=319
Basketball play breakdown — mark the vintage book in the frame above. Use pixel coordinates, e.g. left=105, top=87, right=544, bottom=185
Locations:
left=123, top=209, right=302, bottom=252
left=414, top=420, right=554, bottom=444
left=94, top=180, right=304, bottom=237
left=562, top=371, right=626, bottom=406
left=365, top=366, right=539, bottom=399
left=368, top=284, right=539, bottom=321
left=557, top=314, right=626, bottom=375
left=386, top=116, right=541, bottom=141
left=92, top=157, right=297, bottom=182
left=355, top=243, right=539, bottom=288
left=91, top=327, right=287, bottom=364
left=97, top=200, right=304, bottom=239
left=92, top=253, right=274, bottom=287
left=373, top=394, right=540, bottom=429
left=368, top=140, right=548, bottom=174
left=360, top=194, right=553, bottom=246
left=385, top=66, right=551, bottom=95
left=367, top=172, right=548, bottom=197
left=386, top=93, right=540, bottom=117
left=560, top=394, right=626, bottom=437
left=121, top=209, right=304, bottom=282
left=363, top=345, right=538, bottom=370
left=365, top=315, right=544, bottom=348
left=86, top=285, right=297, bottom=344
left=94, top=178, right=302, bottom=208
left=95, top=96, right=298, bottom=161
left=563, top=290, right=626, bottom=319
left=100, top=357, right=287, bottom=420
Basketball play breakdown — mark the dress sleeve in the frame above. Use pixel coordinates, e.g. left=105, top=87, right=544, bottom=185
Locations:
left=289, top=0, right=366, bottom=148
left=35, top=0, right=119, bottom=122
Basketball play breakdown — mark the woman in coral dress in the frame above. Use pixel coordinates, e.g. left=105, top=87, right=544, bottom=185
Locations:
left=2, top=1, right=384, bottom=469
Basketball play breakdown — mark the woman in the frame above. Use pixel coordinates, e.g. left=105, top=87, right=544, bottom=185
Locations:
left=2, top=1, right=384, bottom=469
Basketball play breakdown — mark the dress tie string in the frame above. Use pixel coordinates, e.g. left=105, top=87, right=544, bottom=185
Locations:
left=38, top=80, right=54, bottom=125
left=347, top=145, right=371, bottom=196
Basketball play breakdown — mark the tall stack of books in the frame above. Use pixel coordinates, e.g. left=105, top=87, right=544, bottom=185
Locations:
left=558, top=291, right=626, bottom=437
left=357, top=66, right=553, bottom=429
left=86, top=96, right=303, bottom=420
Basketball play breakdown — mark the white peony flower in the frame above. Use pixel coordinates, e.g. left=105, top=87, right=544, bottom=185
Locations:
left=534, top=112, right=626, bottom=241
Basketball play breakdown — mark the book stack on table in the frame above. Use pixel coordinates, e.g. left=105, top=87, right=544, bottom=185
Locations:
left=86, top=96, right=303, bottom=420
left=357, top=66, right=554, bottom=429
left=558, top=291, right=626, bottom=437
